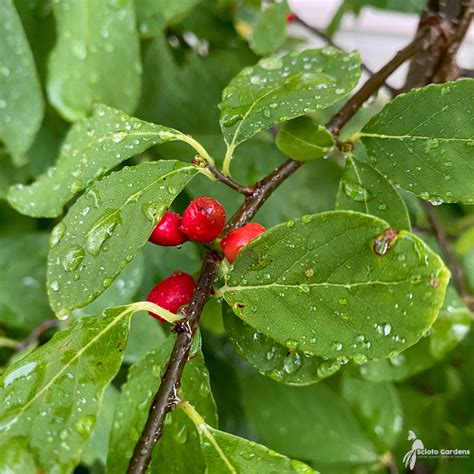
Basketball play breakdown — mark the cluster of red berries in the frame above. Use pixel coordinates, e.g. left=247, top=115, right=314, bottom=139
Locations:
left=145, top=196, right=266, bottom=322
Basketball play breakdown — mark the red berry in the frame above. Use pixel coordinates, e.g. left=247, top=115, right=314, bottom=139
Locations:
left=146, top=272, right=196, bottom=321
left=180, top=196, right=226, bottom=243
left=220, top=223, right=266, bottom=263
left=286, top=12, right=297, bottom=23
left=149, top=211, right=188, bottom=246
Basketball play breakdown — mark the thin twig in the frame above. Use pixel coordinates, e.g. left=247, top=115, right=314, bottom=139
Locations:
left=15, top=319, right=62, bottom=353
left=326, top=38, right=420, bottom=135
left=128, top=19, right=422, bottom=474
left=206, top=165, right=254, bottom=196
left=421, top=201, right=474, bottom=312
left=294, top=16, right=397, bottom=95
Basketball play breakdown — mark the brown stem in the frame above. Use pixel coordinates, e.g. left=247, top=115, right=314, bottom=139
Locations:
left=294, top=16, right=397, bottom=95
left=421, top=201, right=474, bottom=311
left=15, top=319, right=62, bottom=352
left=326, top=39, right=420, bottom=135
left=128, top=14, right=424, bottom=473
left=206, top=165, right=254, bottom=196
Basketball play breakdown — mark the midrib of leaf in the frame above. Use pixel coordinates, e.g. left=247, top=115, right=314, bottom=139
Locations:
left=2, top=302, right=150, bottom=427
left=84, top=165, right=195, bottom=243
left=348, top=156, right=370, bottom=215
left=359, top=132, right=474, bottom=142
left=180, top=401, right=236, bottom=474
left=223, top=277, right=413, bottom=293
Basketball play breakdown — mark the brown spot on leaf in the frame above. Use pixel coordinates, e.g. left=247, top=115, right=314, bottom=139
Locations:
left=429, top=277, right=440, bottom=288
left=373, top=228, right=399, bottom=256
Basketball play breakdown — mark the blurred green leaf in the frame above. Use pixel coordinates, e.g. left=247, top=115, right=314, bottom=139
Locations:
left=250, top=1, right=289, bottom=56
left=336, top=155, right=410, bottom=230
left=219, top=47, right=361, bottom=151
left=135, top=0, right=200, bottom=37
left=360, top=80, right=474, bottom=204
left=341, top=376, right=402, bottom=451
left=239, top=372, right=378, bottom=466
left=276, top=116, right=335, bottom=161
left=107, top=337, right=217, bottom=472
left=0, top=232, right=51, bottom=332
left=223, top=211, right=449, bottom=361
left=8, top=105, right=194, bottom=218
left=0, top=0, right=43, bottom=159
left=0, top=305, right=133, bottom=473
left=47, top=0, right=141, bottom=121
left=47, top=160, right=196, bottom=315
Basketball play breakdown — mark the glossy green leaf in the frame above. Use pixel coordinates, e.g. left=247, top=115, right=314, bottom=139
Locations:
left=107, top=338, right=217, bottom=473
left=0, top=0, right=43, bottom=158
left=47, top=0, right=141, bottom=121
left=181, top=401, right=317, bottom=473
left=250, top=1, right=289, bottom=56
left=73, top=253, right=145, bottom=317
left=239, top=372, right=378, bottom=465
left=0, top=305, right=133, bottom=473
left=8, top=105, right=194, bottom=218
left=359, top=80, right=474, bottom=204
left=336, top=156, right=410, bottom=230
left=360, top=286, right=471, bottom=382
left=220, top=47, right=361, bottom=149
left=341, top=376, right=402, bottom=451
left=0, top=232, right=51, bottom=331
left=136, top=0, right=200, bottom=37
left=47, top=160, right=197, bottom=315
left=276, top=116, right=335, bottom=161
left=223, top=211, right=449, bottom=361
left=224, top=306, right=342, bottom=385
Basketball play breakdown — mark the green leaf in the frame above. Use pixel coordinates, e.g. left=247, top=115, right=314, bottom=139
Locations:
left=239, top=372, right=378, bottom=465
left=47, top=160, right=197, bottom=315
left=8, top=105, right=195, bottom=218
left=135, top=0, right=200, bottom=37
left=360, top=286, right=471, bottom=382
left=0, top=0, right=43, bottom=159
left=250, top=1, right=289, bottom=56
left=82, top=385, right=119, bottom=467
left=276, top=116, right=335, bottom=161
left=348, top=0, right=425, bottom=14
left=0, top=232, right=51, bottom=332
left=0, top=305, right=133, bottom=473
left=336, top=156, right=410, bottom=230
left=359, top=80, right=474, bottom=204
left=341, top=376, right=403, bottom=451
left=181, top=401, right=317, bottom=473
left=47, top=0, right=141, bottom=121
left=219, top=47, right=361, bottom=149
left=107, top=338, right=217, bottom=473
left=223, top=211, right=449, bottom=361
left=73, top=253, right=145, bottom=317
left=223, top=305, right=342, bottom=385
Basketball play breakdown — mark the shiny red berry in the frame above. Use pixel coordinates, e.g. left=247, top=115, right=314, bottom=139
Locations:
left=146, top=272, right=196, bottom=321
left=220, top=223, right=266, bottom=263
left=286, top=12, right=297, bottom=23
left=149, top=211, right=188, bottom=246
left=180, top=196, right=226, bottom=243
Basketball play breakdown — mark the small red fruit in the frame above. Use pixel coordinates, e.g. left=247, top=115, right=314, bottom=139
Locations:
left=149, top=211, right=188, bottom=246
left=180, top=196, right=226, bottom=243
left=220, top=223, right=266, bottom=263
left=286, top=12, right=297, bottom=23
left=146, top=272, right=196, bottom=321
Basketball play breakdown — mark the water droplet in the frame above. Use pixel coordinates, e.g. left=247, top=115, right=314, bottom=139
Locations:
left=50, top=280, right=60, bottom=292
left=259, top=56, right=283, bottom=70
left=342, top=180, right=372, bottom=202
left=283, top=351, right=302, bottom=374
left=332, top=341, right=343, bottom=351
left=86, top=209, right=121, bottom=257
left=50, top=222, right=66, bottom=248
left=75, top=415, right=95, bottom=437
left=285, top=339, right=299, bottom=351
left=62, top=245, right=85, bottom=271
left=221, top=112, right=242, bottom=127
